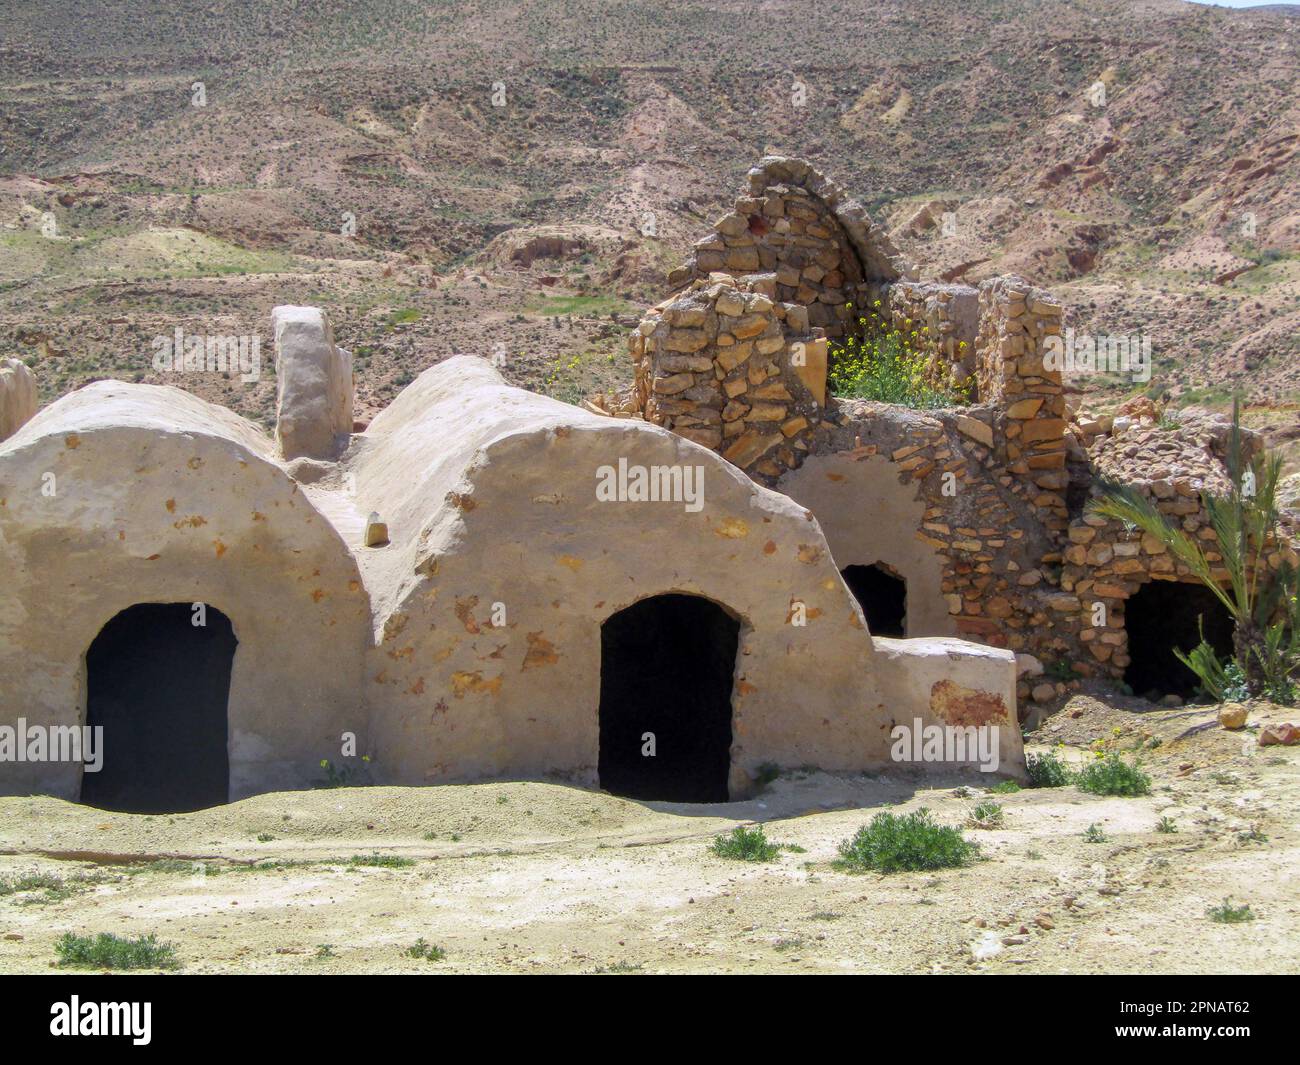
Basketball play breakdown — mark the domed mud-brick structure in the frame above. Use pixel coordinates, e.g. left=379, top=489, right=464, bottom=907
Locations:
left=0, top=311, right=1023, bottom=813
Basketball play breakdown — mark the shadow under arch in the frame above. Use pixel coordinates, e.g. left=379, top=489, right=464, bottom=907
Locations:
left=598, top=592, right=740, bottom=803
left=81, top=602, right=237, bottom=814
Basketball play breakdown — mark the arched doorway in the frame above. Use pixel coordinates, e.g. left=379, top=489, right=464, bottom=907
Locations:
left=1123, top=581, right=1235, bottom=700
left=81, top=603, right=236, bottom=813
left=841, top=563, right=907, bottom=637
left=598, top=594, right=739, bottom=803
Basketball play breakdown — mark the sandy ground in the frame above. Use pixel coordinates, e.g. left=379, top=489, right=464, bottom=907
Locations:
left=1, top=696, right=1297, bottom=975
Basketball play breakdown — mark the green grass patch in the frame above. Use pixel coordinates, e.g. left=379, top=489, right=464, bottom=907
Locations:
left=347, top=854, right=415, bottom=868
left=527, top=294, right=631, bottom=317
left=709, top=825, right=782, bottom=862
left=384, top=307, right=421, bottom=328
left=405, top=937, right=446, bottom=961
left=833, top=809, right=979, bottom=873
left=1025, top=751, right=1072, bottom=788
left=1207, top=898, right=1255, bottom=923
left=55, top=932, right=179, bottom=970
left=1075, top=754, right=1151, bottom=797
left=593, top=961, right=643, bottom=974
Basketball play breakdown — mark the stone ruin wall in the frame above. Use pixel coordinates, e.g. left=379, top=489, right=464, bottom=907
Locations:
left=667, top=156, right=908, bottom=342
left=612, top=156, right=1300, bottom=712
left=628, top=274, right=827, bottom=482
left=868, top=280, right=980, bottom=386
left=1055, top=408, right=1300, bottom=684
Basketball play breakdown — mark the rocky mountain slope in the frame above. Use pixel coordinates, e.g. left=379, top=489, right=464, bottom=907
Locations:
left=1, top=0, right=1297, bottom=433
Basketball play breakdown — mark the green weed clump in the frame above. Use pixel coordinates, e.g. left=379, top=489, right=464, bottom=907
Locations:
left=1025, top=751, right=1072, bottom=788
left=1075, top=754, right=1151, bottom=797
left=406, top=938, right=446, bottom=961
left=709, top=825, right=782, bottom=862
left=347, top=854, right=415, bottom=868
left=834, top=809, right=979, bottom=873
left=828, top=302, right=971, bottom=408
left=55, top=932, right=179, bottom=970
left=1207, top=898, right=1255, bottom=923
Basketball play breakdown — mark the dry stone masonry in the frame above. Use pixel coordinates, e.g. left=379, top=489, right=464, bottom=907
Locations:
left=668, top=156, right=911, bottom=340
left=1058, top=403, right=1299, bottom=682
left=628, top=273, right=827, bottom=481
left=615, top=156, right=1300, bottom=713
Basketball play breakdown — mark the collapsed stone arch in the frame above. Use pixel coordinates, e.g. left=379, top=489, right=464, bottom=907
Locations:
left=671, top=155, right=913, bottom=341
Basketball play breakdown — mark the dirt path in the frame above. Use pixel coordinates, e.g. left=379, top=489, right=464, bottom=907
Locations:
left=2, top=698, right=1296, bottom=974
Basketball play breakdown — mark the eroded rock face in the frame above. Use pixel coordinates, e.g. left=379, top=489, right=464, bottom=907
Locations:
left=272, top=306, right=353, bottom=461
left=0, top=358, right=37, bottom=442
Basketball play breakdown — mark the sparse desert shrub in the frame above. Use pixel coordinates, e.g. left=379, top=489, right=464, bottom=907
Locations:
left=1207, top=898, right=1255, bottom=923
left=1083, top=823, right=1108, bottom=843
left=1075, top=754, right=1151, bottom=797
left=0, top=871, right=65, bottom=896
left=347, top=854, right=415, bottom=868
left=1156, top=816, right=1178, bottom=834
left=834, top=809, right=979, bottom=873
left=55, top=932, right=179, bottom=970
left=406, top=938, right=446, bottom=961
left=968, top=801, right=1005, bottom=828
left=1, top=870, right=109, bottom=905
left=710, top=825, right=781, bottom=862
left=1025, top=751, right=1071, bottom=788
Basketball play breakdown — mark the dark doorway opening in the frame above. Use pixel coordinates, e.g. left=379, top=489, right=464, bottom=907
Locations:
left=82, top=603, right=236, bottom=814
left=1123, top=581, right=1235, bottom=700
left=598, top=594, right=738, bottom=803
left=841, top=563, right=907, bottom=637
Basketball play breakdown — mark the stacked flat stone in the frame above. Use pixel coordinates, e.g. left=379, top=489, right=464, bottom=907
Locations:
left=629, top=273, right=826, bottom=481
left=866, top=279, right=981, bottom=388
left=1056, top=409, right=1297, bottom=679
left=668, top=156, right=911, bottom=342
left=974, top=276, right=1069, bottom=531
left=620, top=156, right=1300, bottom=708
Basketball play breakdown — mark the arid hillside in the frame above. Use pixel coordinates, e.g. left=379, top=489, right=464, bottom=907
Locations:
left=1, top=0, right=1298, bottom=431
